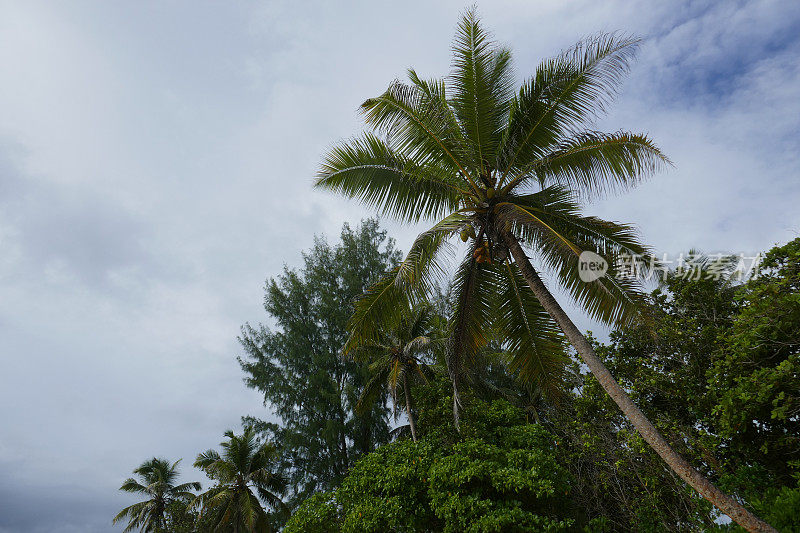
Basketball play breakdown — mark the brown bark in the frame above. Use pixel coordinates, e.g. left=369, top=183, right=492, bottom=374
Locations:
left=403, top=374, right=418, bottom=442
left=501, top=231, right=776, bottom=533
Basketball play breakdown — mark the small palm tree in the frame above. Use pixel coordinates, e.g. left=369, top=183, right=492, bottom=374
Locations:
left=113, top=457, right=200, bottom=533
left=194, top=427, right=288, bottom=533
left=315, top=10, right=774, bottom=532
left=354, top=304, right=440, bottom=441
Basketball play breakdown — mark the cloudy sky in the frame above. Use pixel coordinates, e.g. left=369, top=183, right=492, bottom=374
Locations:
left=0, top=1, right=798, bottom=531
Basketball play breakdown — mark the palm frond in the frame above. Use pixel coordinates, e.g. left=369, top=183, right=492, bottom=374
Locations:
left=449, top=8, right=514, bottom=172
left=404, top=301, right=434, bottom=340
left=388, top=424, right=412, bottom=441
left=119, top=478, right=149, bottom=494
left=512, top=130, right=670, bottom=198
left=112, top=501, right=149, bottom=526
left=361, top=80, right=478, bottom=190
left=316, top=132, right=464, bottom=222
left=406, top=69, right=469, bottom=162
left=356, top=363, right=392, bottom=414
left=500, top=192, right=656, bottom=326
left=494, top=260, right=567, bottom=396
left=257, top=485, right=290, bottom=517
left=343, top=212, right=464, bottom=355
left=499, top=33, right=641, bottom=183
left=193, top=449, right=221, bottom=471
left=404, top=335, right=431, bottom=356
left=171, top=481, right=202, bottom=493
left=349, top=342, right=391, bottom=363
left=496, top=197, right=584, bottom=257
left=447, top=243, right=496, bottom=393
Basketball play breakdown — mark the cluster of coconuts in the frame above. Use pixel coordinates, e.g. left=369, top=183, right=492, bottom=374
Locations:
left=459, top=187, right=500, bottom=264
left=459, top=226, right=491, bottom=263
left=473, top=241, right=491, bottom=263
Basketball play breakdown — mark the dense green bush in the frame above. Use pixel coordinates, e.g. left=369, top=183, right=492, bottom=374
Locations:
left=285, top=396, right=578, bottom=533
left=286, top=239, right=800, bottom=532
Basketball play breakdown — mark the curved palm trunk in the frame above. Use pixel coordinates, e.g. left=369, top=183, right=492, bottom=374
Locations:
left=403, top=374, right=418, bottom=442
left=501, top=232, right=776, bottom=533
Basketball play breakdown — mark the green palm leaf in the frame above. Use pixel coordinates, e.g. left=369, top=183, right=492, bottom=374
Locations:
left=513, top=130, right=671, bottom=198
left=447, top=243, right=497, bottom=418
left=493, top=260, right=566, bottom=396
left=498, top=33, right=641, bottom=182
left=113, top=457, right=200, bottom=533
left=360, top=80, right=477, bottom=190
left=497, top=188, right=656, bottom=325
left=450, top=8, right=514, bottom=172
left=343, top=212, right=465, bottom=354
left=193, top=428, right=287, bottom=532
left=316, top=132, right=465, bottom=223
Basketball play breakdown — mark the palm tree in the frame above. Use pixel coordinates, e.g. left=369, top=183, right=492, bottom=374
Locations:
left=194, top=427, right=288, bottom=533
left=314, top=10, right=775, bottom=532
left=353, top=304, right=440, bottom=441
left=113, top=457, right=201, bottom=533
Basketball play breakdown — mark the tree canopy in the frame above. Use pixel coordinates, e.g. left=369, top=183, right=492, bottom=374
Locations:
left=116, top=230, right=800, bottom=532
left=113, top=10, right=798, bottom=530
left=284, top=389, right=579, bottom=533
left=113, top=458, right=200, bottom=533
left=238, top=219, right=401, bottom=502
left=313, top=9, right=770, bottom=529
left=282, top=238, right=800, bottom=532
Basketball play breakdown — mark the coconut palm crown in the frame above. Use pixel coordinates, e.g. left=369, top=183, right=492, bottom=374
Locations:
left=113, top=457, right=201, bottom=533
left=353, top=303, right=441, bottom=441
left=193, top=427, right=288, bottom=533
left=319, top=13, right=661, bottom=401
left=315, top=10, right=776, bottom=532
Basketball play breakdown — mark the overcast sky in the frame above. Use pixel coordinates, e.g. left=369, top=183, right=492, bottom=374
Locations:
left=0, top=1, right=798, bottom=531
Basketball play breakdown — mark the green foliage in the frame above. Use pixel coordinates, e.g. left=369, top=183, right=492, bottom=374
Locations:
left=285, top=393, right=577, bottom=533
left=315, top=8, right=667, bottom=422
left=756, top=484, right=800, bottom=532
left=353, top=303, right=443, bottom=441
left=278, top=233, right=800, bottom=530
left=548, top=361, right=715, bottom=531
left=113, top=458, right=201, bottom=533
left=121, top=237, right=799, bottom=531
left=163, top=500, right=208, bottom=533
left=569, top=240, right=800, bottom=529
left=193, top=427, right=288, bottom=533
left=238, top=219, right=401, bottom=502
left=710, top=239, right=800, bottom=490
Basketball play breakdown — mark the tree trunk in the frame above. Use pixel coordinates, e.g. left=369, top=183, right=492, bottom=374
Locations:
left=501, top=232, right=776, bottom=533
left=403, top=374, right=418, bottom=442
